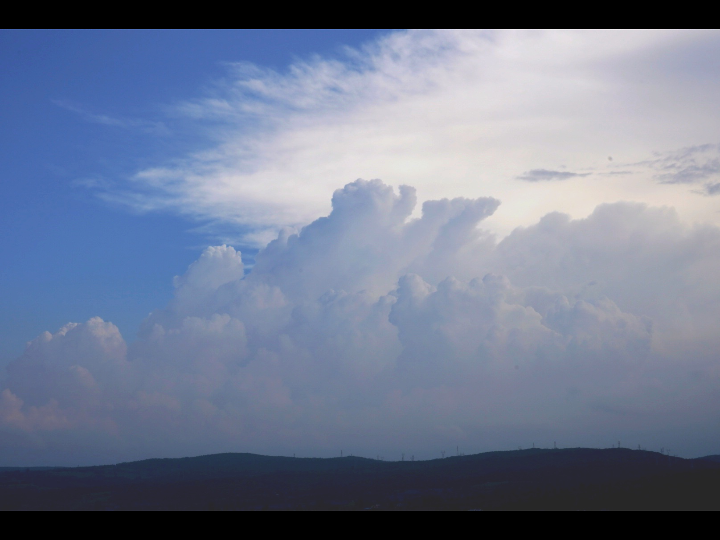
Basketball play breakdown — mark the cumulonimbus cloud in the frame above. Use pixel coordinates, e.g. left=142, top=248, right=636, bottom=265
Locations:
left=2, top=179, right=720, bottom=464
left=82, top=29, right=720, bottom=245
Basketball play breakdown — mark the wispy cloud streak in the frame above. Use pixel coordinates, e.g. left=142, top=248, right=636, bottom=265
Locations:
left=74, top=30, right=720, bottom=244
left=53, top=100, right=170, bottom=135
left=516, top=169, right=592, bottom=182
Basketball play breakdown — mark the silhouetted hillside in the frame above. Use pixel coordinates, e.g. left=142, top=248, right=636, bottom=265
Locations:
left=1, top=448, right=719, bottom=510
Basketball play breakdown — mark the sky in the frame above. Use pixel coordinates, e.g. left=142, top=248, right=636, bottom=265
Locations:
left=1, top=30, right=720, bottom=465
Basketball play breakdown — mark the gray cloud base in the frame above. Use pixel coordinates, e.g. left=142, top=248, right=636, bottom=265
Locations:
left=2, top=179, right=720, bottom=464
left=640, top=144, right=720, bottom=195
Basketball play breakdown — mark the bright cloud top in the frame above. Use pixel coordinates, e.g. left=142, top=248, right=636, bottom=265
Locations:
left=3, top=179, right=720, bottom=464
left=93, top=29, right=720, bottom=245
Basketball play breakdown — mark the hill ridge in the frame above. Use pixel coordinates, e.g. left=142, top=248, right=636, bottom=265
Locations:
left=2, top=447, right=717, bottom=510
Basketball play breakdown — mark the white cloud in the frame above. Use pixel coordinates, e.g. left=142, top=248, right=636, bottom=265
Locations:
left=3, top=179, right=720, bottom=463
left=86, top=30, right=720, bottom=244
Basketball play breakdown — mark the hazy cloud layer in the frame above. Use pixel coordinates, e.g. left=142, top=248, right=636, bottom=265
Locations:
left=3, top=179, right=720, bottom=464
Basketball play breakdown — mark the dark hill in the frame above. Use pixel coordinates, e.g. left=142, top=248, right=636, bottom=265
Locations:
left=1, top=448, right=718, bottom=510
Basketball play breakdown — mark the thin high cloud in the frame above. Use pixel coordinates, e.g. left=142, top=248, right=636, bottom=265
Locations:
left=516, top=169, right=592, bottom=182
left=2, top=180, right=720, bottom=464
left=53, top=100, right=170, bottom=136
left=80, top=30, right=720, bottom=245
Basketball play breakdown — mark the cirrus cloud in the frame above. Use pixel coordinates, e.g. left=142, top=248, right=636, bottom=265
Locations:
left=78, top=29, right=720, bottom=245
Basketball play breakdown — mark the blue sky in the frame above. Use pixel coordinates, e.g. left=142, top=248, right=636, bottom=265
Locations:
left=0, top=30, right=390, bottom=365
left=2, top=30, right=720, bottom=464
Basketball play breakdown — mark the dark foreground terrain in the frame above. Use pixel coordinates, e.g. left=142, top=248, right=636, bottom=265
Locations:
left=1, top=448, right=719, bottom=510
